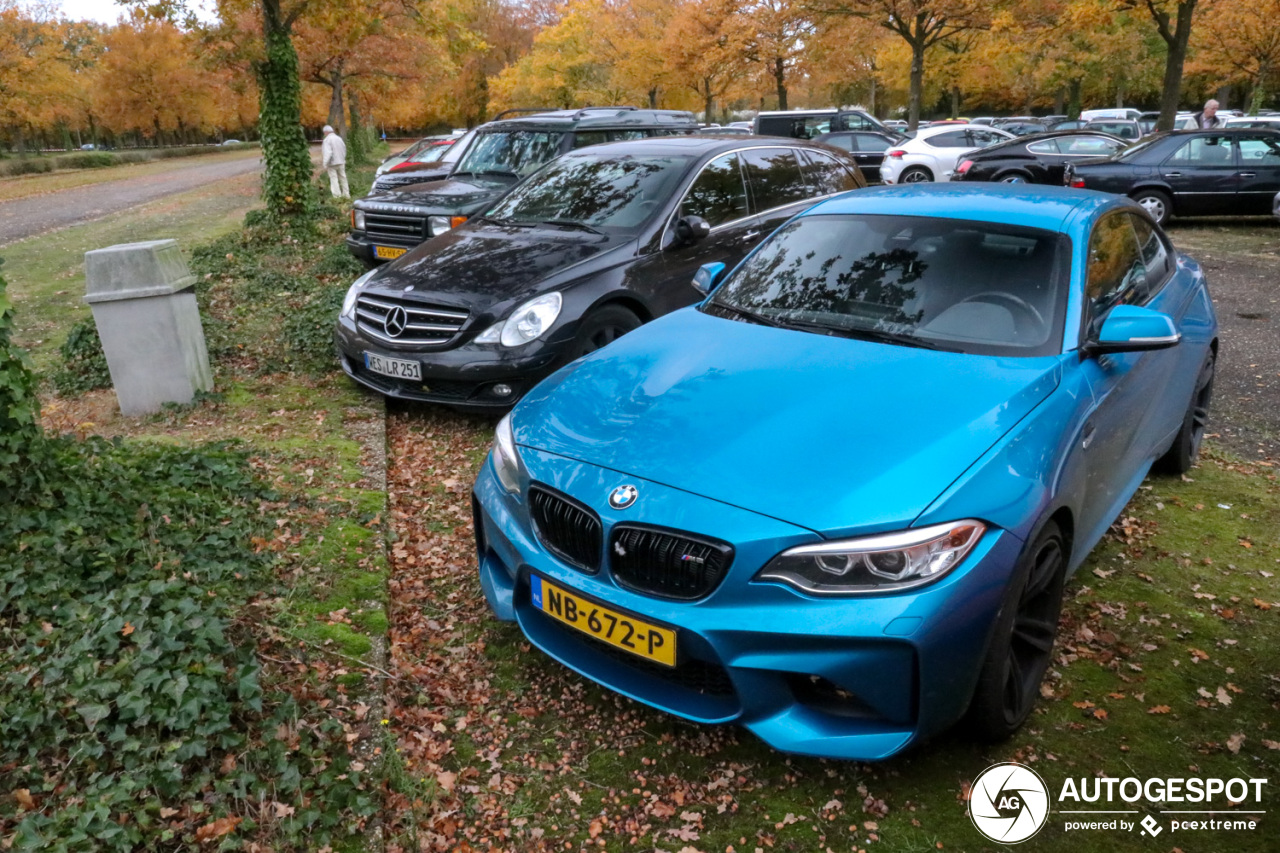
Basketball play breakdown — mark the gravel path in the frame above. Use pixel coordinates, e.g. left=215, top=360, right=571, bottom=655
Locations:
left=0, top=155, right=265, bottom=246
left=1167, top=221, right=1280, bottom=462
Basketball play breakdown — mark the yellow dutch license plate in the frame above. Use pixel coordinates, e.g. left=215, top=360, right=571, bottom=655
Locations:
left=374, top=245, right=406, bottom=260
left=531, top=575, right=676, bottom=667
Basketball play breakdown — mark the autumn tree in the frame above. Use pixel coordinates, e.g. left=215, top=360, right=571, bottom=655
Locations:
left=815, top=0, right=991, bottom=129
left=1125, top=0, right=1201, bottom=129
left=664, top=0, right=750, bottom=120
left=94, top=14, right=216, bottom=143
left=1191, top=0, right=1280, bottom=114
left=735, top=0, right=815, bottom=110
left=0, top=1, right=79, bottom=152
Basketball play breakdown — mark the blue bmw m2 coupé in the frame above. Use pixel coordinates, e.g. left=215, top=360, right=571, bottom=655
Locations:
left=471, top=184, right=1218, bottom=760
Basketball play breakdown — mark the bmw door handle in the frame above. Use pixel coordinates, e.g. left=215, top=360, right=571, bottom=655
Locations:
left=740, top=230, right=762, bottom=244
left=1238, top=171, right=1256, bottom=177
left=1165, top=171, right=1182, bottom=177
left=1082, top=422, right=1097, bottom=450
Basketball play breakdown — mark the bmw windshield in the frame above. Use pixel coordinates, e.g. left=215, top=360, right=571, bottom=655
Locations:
left=484, top=152, right=693, bottom=233
left=704, top=214, right=1071, bottom=357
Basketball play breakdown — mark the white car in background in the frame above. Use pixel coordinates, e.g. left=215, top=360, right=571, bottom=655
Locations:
left=880, top=124, right=1015, bottom=184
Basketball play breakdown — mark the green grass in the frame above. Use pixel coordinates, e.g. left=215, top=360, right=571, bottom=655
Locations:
left=1, top=172, right=261, bottom=372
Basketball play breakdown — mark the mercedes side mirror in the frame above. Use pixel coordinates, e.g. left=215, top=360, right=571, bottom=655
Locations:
left=1086, top=305, right=1181, bottom=356
left=675, top=215, right=712, bottom=245
left=692, top=262, right=727, bottom=295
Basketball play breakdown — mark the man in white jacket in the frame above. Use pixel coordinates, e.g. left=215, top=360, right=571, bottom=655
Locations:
left=321, top=125, right=349, bottom=198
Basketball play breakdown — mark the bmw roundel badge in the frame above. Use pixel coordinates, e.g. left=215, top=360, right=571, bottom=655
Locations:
left=608, top=484, right=638, bottom=510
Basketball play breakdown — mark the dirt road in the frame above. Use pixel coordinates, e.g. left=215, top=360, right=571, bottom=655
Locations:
left=0, top=154, right=266, bottom=246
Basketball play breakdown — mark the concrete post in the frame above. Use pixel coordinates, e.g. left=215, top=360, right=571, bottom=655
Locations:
left=83, top=239, right=212, bottom=416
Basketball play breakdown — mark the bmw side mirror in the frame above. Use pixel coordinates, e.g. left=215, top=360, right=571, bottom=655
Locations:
left=692, top=261, right=727, bottom=295
left=675, top=215, right=712, bottom=245
left=1087, top=305, right=1180, bottom=356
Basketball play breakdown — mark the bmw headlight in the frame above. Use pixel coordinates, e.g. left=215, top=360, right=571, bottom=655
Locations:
left=474, top=292, right=563, bottom=347
left=490, top=413, right=524, bottom=494
left=340, top=269, right=376, bottom=319
left=756, top=520, right=986, bottom=595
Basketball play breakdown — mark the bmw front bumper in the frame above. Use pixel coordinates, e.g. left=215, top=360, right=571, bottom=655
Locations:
left=472, top=445, right=1026, bottom=761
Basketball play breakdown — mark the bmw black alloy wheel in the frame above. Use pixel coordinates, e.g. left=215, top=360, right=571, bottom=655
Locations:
left=1186, top=353, right=1215, bottom=461
left=1001, top=531, right=1065, bottom=726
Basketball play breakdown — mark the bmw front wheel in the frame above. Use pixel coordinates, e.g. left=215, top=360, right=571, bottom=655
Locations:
left=965, top=520, right=1067, bottom=741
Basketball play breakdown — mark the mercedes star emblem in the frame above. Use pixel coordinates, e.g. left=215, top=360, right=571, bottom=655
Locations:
left=608, top=485, right=638, bottom=510
left=384, top=305, right=408, bottom=338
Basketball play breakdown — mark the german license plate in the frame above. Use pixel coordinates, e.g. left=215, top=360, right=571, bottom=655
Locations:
left=531, top=574, right=676, bottom=667
left=374, top=245, right=406, bottom=260
left=364, top=352, right=421, bottom=380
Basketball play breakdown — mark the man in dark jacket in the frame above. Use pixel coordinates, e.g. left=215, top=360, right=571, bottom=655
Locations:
left=1192, top=100, right=1223, bottom=129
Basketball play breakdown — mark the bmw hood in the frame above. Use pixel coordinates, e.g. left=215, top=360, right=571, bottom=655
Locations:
left=362, top=225, right=633, bottom=317
left=513, top=309, right=1062, bottom=537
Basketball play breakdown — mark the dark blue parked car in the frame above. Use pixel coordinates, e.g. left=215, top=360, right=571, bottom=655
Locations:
left=472, top=184, right=1218, bottom=760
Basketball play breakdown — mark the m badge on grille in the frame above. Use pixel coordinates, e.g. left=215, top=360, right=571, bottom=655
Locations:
left=608, top=485, right=638, bottom=509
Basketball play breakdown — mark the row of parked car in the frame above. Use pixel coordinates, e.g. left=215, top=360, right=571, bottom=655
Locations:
left=334, top=105, right=1244, bottom=762
left=339, top=107, right=1278, bottom=411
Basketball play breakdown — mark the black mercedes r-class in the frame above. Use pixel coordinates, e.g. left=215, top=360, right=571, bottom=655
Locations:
left=335, top=136, right=866, bottom=409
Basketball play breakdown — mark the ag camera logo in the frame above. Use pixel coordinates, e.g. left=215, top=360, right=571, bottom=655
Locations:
left=970, top=762, right=1051, bottom=844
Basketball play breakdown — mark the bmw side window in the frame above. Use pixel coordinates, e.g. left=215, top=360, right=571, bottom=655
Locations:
left=1086, top=215, right=1147, bottom=332
left=741, top=148, right=811, bottom=213
left=798, top=150, right=859, bottom=196
left=1128, top=214, right=1172, bottom=295
left=680, top=153, right=748, bottom=227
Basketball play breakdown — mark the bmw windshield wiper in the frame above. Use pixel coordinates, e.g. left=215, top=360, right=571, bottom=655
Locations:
left=710, top=301, right=781, bottom=328
left=539, top=219, right=605, bottom=235
left=833, top=327, right=951, bottom=351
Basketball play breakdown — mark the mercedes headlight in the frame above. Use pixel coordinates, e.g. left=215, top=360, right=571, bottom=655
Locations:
left=756, top=520, right=986, bottom=595
left=490, top=413, right=524, bottom=494
left=340, top=269, right=376, bottom=319
left=474, top=293, right=563, bottom=347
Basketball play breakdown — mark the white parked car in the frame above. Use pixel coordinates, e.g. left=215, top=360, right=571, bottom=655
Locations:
left=880, top=124, right=1015, bottom=184
left=1080, top=108, right=1142, bottom=122
left=1225, top=116, right=1280, bottom=130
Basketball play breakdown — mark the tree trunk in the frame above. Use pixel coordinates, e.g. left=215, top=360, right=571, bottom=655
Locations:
left=704, top=77, right=714, bottom=124
left=648, top=87, right=658, bottom=109
left=348, top=90, right=367, bottom=166
left=1154, top=0, right=1198, bottom=131
left=1068, top=78, right=1083, bottom=120
left=950, top=87, right=959, bottom=119
left=774, top=56, right=788, bottom=111
left=257, top=0, right=314, bottom=218
left=1248, top=63, right=1268, bottom=115
left=908, top=39, right=925, bottom=130
left=1115, top=79, right=1126, bottom=108
left=327, top=59, right=347, bottom=137
left=1054, top=88, right=1065, bottom=115
left=869, top=73, right=877, bottom=116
